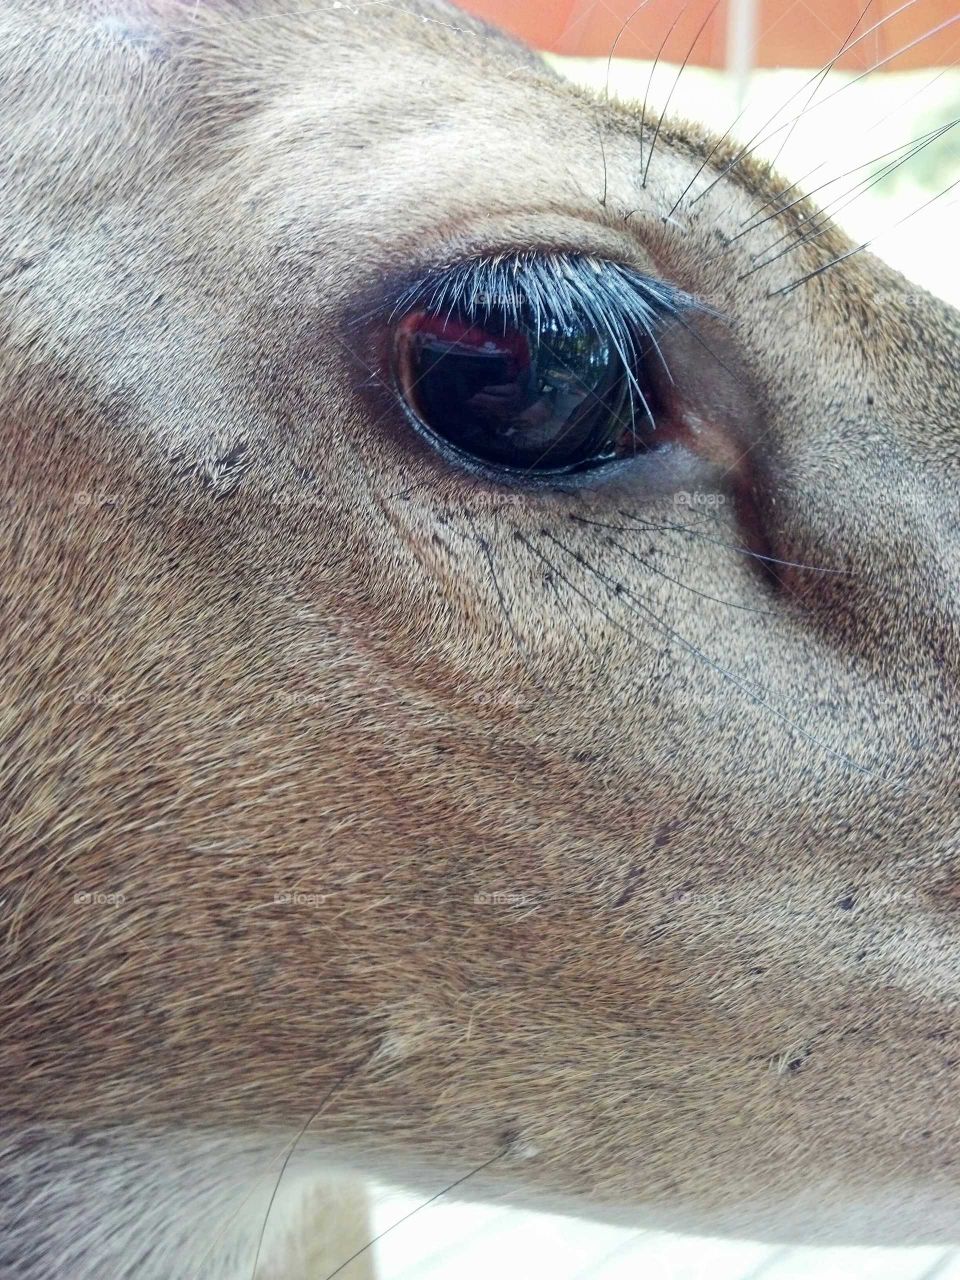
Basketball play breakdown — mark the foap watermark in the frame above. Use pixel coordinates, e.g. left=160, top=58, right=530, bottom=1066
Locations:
left=471, top=688, right=535, bottom=712
left=274, top=690, right=327, bottom=709
left=876, top=291, right=931, bottom=308
left=467, top=287, right=529, bottom=310
left=74, top=890, right=126, bottom=907
left=72, top=688, right=126, bottom=709
left=474, top=889, right=532, bottom=907
left=387, top=482, right=528, bottom=510
left=674, top=490, right=727, bottom=511
left=273, top=890, right=328, bottom=908
left=73, top=490, right=126, bottom=509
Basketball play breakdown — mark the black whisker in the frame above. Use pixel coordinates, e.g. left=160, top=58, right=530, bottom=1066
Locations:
left=542, top=530, right=874, bottom=774
left=574, top=512, right=850, bottom=576
left=732, top=118, right=956, bottom=251
left=597, top=110, right=610, bottom=208
left=609, top=499, right=831, bottom=607
left=320, top=1150, right=507, bottom=1280
left=640, top=3, right=685, bottom=190
left=248, top=1059, right=366, bottom=1280
left=766, top=0, right=875, bottom=175
left=736, top=64, right=955, bottom=235
left=545, top=569, right=613, bottom=670
left=739, top=119, right=960, bottom=281
left=644, top=0, right=723, bottom=191
left=466, top=512, right=554, bottom=698
left=604, top=533, right=782, bottom=615
left=515, top=529, right=658, bottom=661
left=602, top=0, right=657, bottom=198
left=665, top=101, right=751, bottom=220
left=772, top=174, right=960, bottom=296
left=587, top=511, right=824, bottom=609
left=691, top=1, right=958, bottom=208
left=604, top=0, right=660, bottom=172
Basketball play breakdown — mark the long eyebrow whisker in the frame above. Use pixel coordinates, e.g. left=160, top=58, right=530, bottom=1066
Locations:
left=603, top=0, right=656, bottom=174
left=739, top=118, right=960, bottom=281
left=742, top=62, right=960, bottom=241
left=666, top=105, right=754, bottom=221
left=640, top=2, right=686, bottom=189
left=731, top=118, right=958, bottom=252
left=737, top=63, right=958, bottom=240
left=675, top=14, right=949, bottom=241
left=772, top=173, right=960, bottom=296
left=642, top=0, right=722, bottom=190
left=690, top=3, right=959, bottom=209
left=765, top=0, right=876, bottom=175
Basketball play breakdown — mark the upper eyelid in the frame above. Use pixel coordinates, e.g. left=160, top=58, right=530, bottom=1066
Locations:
left=384, top=253, right=708, bottom=352
left=392, top=252, right=694, bottom=308
left=341, top=222, right=720, bottom=341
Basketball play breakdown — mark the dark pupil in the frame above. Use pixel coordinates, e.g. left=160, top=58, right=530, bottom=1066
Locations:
left=396, top=310, right=647, bottom=472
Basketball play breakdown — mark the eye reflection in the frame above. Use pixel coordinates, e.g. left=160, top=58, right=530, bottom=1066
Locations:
left=394, top=309, right=648, bottom=473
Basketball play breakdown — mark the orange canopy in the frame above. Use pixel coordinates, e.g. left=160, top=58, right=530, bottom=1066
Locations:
left=454, top=0, right=959, bottom=71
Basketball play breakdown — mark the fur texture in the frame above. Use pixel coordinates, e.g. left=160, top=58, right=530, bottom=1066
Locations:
left=2, top=0, right=960, bottom=1274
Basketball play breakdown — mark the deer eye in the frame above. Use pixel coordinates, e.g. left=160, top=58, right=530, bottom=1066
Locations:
left=394, top=308, right=664, bottom=474
left=390, top=254, right=699, bottom=479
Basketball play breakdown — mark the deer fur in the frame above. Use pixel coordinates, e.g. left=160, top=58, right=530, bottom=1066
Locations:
left=2, top=1, right=959, bottom=1275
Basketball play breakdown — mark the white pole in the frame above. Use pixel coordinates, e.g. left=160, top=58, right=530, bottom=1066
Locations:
left=726, top=0, right=758, bottom=111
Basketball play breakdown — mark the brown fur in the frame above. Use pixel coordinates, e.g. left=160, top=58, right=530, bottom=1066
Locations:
left=2, top=1, right=960, bottom=1274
